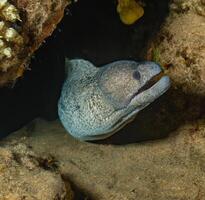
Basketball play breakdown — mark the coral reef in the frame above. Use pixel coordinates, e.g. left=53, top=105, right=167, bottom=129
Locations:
left=0, top=0, right=23, bottom=64
left=0, top=0, right=69, bottom=86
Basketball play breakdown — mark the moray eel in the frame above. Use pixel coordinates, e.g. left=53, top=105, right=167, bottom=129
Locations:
left=58, top=59, right=170, bottom=141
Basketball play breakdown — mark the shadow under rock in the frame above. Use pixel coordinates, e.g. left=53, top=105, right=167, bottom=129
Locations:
left=0, top=32, right=65, bottom=138
left=94, top=87, right=205, bottom=145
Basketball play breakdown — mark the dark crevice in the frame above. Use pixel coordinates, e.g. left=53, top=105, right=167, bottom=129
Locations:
left=60, top=0, right=170, bottom=65
left=0, top=0, right=170, bottom=138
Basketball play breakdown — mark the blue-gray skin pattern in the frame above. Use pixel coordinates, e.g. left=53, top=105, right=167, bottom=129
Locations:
left=58, top=59, right=171, bottom=141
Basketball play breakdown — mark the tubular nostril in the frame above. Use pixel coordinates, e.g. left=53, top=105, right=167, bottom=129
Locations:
left=133, top=70, right=141, bottom=80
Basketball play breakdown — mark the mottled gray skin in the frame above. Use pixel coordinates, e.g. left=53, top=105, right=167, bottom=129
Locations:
left=58, top=59, right=171, bottom=141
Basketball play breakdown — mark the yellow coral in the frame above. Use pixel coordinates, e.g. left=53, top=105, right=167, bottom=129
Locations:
left=117, top=0, right=144, bottom=25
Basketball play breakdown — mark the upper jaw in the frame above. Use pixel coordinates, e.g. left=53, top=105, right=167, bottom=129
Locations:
left=129, top=75, right=171, bottom=107
left=133, top=71, right=165, bottom=98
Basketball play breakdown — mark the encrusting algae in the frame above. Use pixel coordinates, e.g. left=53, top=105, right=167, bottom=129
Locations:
left=117, top=0, right=144, bottom=25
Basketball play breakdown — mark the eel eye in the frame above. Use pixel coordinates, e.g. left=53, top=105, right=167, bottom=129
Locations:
left=133, top=71, right=141, bottom=80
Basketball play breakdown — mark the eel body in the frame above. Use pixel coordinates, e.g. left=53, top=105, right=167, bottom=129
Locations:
left=58, top=59, right=170, bottom=141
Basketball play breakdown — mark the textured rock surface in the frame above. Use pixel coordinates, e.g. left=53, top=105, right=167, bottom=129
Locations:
left=0, top=142, right=74, bottom=200
left=4, top=118, right=205, bottom=200
left=151, top=0, right=205, bottom=95
left=0, top=0, right=68, bottom=86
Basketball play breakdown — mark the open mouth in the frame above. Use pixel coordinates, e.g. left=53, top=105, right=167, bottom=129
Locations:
left=135, top=71, right=164, bottom=96
left=106, top=72, right=167, bottom=137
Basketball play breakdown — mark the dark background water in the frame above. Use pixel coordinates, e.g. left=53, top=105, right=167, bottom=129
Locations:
left=0, top=0, right=170, bottom=138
